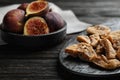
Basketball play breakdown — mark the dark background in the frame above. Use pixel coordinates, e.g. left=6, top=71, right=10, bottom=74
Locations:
left=0, top=0, right=120, bottom=80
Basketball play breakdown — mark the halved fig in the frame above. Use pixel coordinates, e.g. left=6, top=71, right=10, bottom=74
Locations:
left=26, top=0, right=49, bottom=16
left=24, top=17, right=49, bottom=36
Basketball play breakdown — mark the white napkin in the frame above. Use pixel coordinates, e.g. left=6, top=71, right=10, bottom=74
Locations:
left=0, top=2, right=91, bottom=34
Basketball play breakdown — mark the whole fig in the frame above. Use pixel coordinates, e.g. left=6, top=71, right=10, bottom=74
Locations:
left=44, top=12, right=64, bottom=32
left=3, top=9, right=25, bottom=33
left=17, top=3, right=29, bottom=11
left=24, top=17, right=49, bottom=36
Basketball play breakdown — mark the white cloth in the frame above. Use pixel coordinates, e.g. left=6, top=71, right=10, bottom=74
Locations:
left=0, top=2, right=91, bottom=34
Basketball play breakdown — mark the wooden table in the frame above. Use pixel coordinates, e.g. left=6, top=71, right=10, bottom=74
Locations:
left=0, top=0, right=120, bottom=80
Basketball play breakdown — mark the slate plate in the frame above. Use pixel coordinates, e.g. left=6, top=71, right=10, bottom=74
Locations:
left=59, top=19, right=120, bottom=77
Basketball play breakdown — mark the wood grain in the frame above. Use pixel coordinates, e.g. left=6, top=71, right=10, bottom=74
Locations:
left=0, top=0, right=120, bottom=80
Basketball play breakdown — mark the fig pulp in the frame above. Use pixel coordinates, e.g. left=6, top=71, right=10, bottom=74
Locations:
left=3, top=9, right=25, bottom=33
left=26, top=0, right=49, bottom=16
left=17, top=3, right=29, bottom=11
left=45, top=12, right=65, bottom=32
left=24, top=17, right=49, bottom=36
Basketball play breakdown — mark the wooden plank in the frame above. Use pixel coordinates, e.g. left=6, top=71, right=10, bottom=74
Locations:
left=2, top=0, right=120, bottom=3
left=54, top=1, right=120, bottom=8
left=50, top=2, right=120, bottom=17
left=0, top=50, right=59, bottom=59
left=70, top=8, right=120, bottom=17
left=0, top=59, right=57, bottom=74
left=0, top=77, right=61, bottom=80
left=0, top=59, right=62, bottom=80
left=78, top=17, right=120, bottom=24
left=52, top=5, right=120, bottom=17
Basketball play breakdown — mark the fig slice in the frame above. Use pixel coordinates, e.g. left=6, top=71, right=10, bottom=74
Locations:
left=26, top=0, right=49, bottom=16
left=24, top=17, right=49, bottom=36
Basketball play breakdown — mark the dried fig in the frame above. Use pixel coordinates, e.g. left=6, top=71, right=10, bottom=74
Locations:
left=3, top=9, right=25, bottom=33
left=24, top=17, right=49, bottom=36
left=17, top=3, right=29, bottom=11
left=45, top=12, right=65, bottom=32
left=26, top=0, right=49, bottom=16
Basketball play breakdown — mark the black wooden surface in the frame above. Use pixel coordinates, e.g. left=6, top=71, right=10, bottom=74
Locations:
left=0, top=0, right=120, bottom=80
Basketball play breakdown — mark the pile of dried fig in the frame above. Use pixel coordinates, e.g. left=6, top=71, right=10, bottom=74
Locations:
left=2, top=0, right=65, bottom=36
left=65, top=25, right=120, bottom=70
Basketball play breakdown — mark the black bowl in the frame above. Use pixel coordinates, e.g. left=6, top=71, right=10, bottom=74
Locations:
left=0, top=23, right=66, bottom=48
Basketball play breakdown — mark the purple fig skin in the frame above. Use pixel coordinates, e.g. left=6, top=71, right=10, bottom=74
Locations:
left=3, top=9, right=25, bottom=33
left=17, top=3, right=29, bottom=11
left=44, top=12, right=64, bottom=32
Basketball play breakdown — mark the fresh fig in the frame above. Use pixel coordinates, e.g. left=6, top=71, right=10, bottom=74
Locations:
left=26, top=0, right=49, bottom=16
left=44, top=12, right=65, bottom=32
left=24, top=17, right=49, bottom=36
left=3, top=9, right=25, bottom=33
left=17, top=3, right=29, bottom=11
